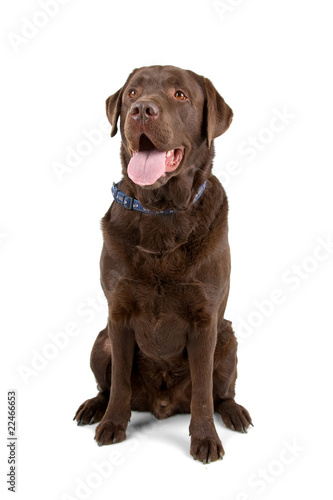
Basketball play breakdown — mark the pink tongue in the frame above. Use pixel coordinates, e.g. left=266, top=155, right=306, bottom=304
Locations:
left=128, top=149, right=166, bottom=186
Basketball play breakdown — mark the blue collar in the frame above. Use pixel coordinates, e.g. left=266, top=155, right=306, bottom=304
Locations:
left=111, top=180, right=207, bottom=215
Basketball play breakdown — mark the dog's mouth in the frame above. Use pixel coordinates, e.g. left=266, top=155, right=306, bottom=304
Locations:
left=128, top=134, right=184, bottom=187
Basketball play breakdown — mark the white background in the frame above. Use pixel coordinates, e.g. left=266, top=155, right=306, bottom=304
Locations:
left=1, top=0, right=333, bottom=499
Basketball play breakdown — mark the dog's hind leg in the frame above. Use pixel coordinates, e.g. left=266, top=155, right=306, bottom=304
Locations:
left=74, top=327, right=111, bottom=425
left=213, top=320, right=253, bottom=433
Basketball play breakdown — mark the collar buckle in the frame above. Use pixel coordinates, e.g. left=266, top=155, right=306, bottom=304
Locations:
left=112, top=183, right=133, bottom=210
left=123, top=195, right=134, bottom=210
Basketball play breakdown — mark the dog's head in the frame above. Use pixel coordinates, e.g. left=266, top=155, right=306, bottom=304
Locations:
left=106, top=65, right=233, bottom=189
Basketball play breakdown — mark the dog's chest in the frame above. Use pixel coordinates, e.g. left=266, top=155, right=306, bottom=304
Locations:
left=103, top=211, right=219, bottom=360
left=110, top=275, right=210, bottom=360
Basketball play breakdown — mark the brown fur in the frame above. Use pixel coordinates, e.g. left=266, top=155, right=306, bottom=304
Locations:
left=74, top=65, right=252, bottom=463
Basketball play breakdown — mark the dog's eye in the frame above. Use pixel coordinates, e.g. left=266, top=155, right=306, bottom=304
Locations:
left=128, top=90, right=137, bottom=98
left=174, top=90, right=187, bottom=101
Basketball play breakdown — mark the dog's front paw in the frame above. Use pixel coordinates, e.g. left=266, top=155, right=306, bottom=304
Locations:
left=95, top=419, right=127, bottom=446
left=190, top=433, right=225, bottom=464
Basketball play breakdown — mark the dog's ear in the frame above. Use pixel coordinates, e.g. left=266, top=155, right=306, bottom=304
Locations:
left=203, top=77, right=233, bottom=148
left=106, top=87, right=123, bottom=137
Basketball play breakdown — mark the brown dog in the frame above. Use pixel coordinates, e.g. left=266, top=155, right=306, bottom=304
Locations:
left=74, top=65, right=252, bottom=463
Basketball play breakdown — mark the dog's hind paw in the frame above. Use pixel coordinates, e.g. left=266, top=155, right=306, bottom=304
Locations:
left=74, top=393, right=108, bottom=426
left=217, top=399, right=253, bottom=433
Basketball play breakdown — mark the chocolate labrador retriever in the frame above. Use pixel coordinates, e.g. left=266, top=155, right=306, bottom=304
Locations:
left=74, top=65, right=252, bottom=463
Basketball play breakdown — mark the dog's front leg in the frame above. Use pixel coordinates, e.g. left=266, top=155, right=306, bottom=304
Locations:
left=187, top=325, right=224, bottom=463
left=94, top=322, right=136, bottom=446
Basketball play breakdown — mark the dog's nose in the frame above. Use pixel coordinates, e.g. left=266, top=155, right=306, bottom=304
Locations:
left=130, top=101, right=159, bottom=121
